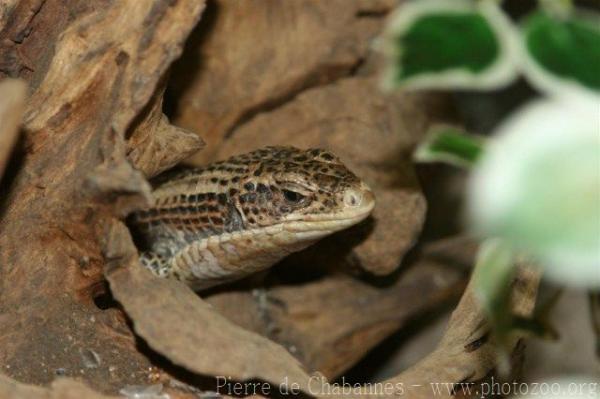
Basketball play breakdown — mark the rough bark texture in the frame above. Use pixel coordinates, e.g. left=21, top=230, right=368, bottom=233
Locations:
left=207, top=239, right=471, bottom=379
left=0, top=79, right=26, bottom=179
left=0, top=0, right=205, bottom=394
left=383, top=265, right=540, bottom=399
left=0, top=1, right=539, bottom=398
left=127, top=75, right=205, bottom=179
left=171, top=0, right=398, bottom=163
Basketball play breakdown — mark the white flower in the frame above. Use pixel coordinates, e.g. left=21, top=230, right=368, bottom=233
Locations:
left=468, top=97, right=600, bottom=287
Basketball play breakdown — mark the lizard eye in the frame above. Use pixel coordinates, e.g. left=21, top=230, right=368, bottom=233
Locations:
left=282, top=189, right=305, bottom=204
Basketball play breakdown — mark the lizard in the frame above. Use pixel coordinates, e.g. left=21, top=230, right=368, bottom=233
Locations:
left=130, top=146, right=375, bottom=291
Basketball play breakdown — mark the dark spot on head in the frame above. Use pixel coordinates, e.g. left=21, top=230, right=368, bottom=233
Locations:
left=252, top=208, right=259, bottom=215
left=257, top=183, right=269, bottom=194
left=207, top=193, right=216, bottom=201
left=232, top=176, right=240, bottom=183
left=219, top=179, right=228, bottom=186
left=200, top=216, right=209, bottom=223
left=240, top=193, right=257, bottom=204
left=244, top=182, right=255, bottom=191
left=229, top=188, right=238, bottom=196
left=210, top=177, right=218, bottom=183
left=217, top=193, right=227, bottom=205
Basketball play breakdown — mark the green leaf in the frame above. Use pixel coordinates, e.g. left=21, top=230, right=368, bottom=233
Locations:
left=414, top=126, right=485, bottom=168
left=473, top=239, right=515, bottom=324
left=522, top=10, right=600, bottom=97
left=399, top=13, right=499, bottom=79
left=472, top=238, right=515, bottom=373
left=381, top=0, right=518, bottom=90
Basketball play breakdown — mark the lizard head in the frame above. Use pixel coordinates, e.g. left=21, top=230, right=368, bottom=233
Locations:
left=226, top=146, right=375, bottom=240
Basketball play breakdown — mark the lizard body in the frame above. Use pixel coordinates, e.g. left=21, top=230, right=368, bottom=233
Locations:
left=131, top=146, right=375, bottom=290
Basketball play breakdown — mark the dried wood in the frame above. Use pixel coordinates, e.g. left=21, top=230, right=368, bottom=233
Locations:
left=381, top=265, right=540, bottom=398
left=171, top=0, right=398, bottom=163
left=207, top=238, right=471, bottom=379
left=127, top=76, right=205, bottom=179
left=0, top=78, right=26, bottom=180
left=0, top=0, right=205, bottom=393
left=105, top=222, right=316, bottom=394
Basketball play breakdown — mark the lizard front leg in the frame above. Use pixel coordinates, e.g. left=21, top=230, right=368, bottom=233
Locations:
left=139, top=252, right=171, bottom=278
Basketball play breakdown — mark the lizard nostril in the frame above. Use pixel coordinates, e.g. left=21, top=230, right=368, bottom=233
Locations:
left=343, top=190, right=362, bottom=207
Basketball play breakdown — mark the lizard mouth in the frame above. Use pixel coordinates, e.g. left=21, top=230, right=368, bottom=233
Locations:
left=279, top=188, right=375, bottom=239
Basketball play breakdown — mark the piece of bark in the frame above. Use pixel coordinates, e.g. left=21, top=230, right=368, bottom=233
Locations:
left=210, top=77, right=451, bottom=276
left=104, top=222, right=316, bottom=395
left=170, top=0, right=397, bottom=163
left=0, top=0, right=204, bottom=393
left=380, top=265, right=541, bottom=398
left=0, top=78, right=26, bottom=180
left=207, top=237, right=472, bottom=379
left=127, top=76, right=205, bottom=179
